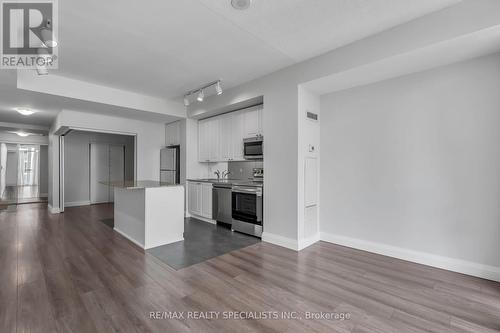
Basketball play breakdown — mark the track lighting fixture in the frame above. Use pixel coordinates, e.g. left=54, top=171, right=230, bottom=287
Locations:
left=183, top=80, right=223, bottom=106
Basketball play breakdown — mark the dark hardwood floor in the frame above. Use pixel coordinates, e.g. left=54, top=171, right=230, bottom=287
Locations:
left=1, top=203, right=500, bottom=333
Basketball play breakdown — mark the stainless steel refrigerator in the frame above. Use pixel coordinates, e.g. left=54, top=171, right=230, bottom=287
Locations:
left=160, top=145, right=180, bottom=184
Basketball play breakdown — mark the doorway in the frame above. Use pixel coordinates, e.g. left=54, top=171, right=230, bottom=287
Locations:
left=0, top=143, right=48, bottom=207
left=62, top=130, right=135, bottom=208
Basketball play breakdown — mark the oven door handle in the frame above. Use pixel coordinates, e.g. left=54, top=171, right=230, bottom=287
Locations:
left=232, top=189, right=262, bottom=196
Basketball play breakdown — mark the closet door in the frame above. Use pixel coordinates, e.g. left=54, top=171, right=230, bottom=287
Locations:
left=90, top=143, right=110, bottom=204
left=109, top=145, right=125, bottom=202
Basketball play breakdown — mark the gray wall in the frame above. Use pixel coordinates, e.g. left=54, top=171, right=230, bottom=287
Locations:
left=6, top=151, right=17, bottom=186
left=64, top=130, right=135, bottom=205
left=320, top=53, right=500, bottom=267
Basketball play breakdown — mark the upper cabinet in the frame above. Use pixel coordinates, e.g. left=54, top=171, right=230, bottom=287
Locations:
left=198, top=106, right=263, bottom=163
left=244, top=108, right=261, bottom=137
left=198, top=117, right=220, bottom=162
left=165, top=121, right=181, bottom=146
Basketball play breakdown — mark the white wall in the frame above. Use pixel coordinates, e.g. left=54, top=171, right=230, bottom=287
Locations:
left=64, top=131, right=134, bottom=206
left=320, top=53, right=500, bottom=271
left=49, top=110, right=167, bottom=211
left=297, top=87, right=321, bottom=249
left=186, top=0, right=500, bottom=249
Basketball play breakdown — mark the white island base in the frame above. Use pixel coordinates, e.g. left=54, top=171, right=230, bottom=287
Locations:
left=111, top=183, right=184, bottom=250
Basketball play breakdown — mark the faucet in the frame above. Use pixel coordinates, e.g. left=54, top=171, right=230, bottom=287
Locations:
left=214, top=170, right=221, bottom=180
left=222, top=170, right=231, bottom=179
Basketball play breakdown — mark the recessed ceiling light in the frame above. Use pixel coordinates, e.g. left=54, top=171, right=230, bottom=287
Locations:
left=231, top=0, right=252, bottom=10
left=8, top=131, right=31, bottom=137
left=15, top=108, right=36, bottom=116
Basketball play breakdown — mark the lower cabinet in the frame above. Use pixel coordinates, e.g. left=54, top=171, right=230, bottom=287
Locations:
left=187, top=182, right=213, bottom=219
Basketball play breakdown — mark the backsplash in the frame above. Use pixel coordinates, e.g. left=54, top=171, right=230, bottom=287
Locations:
left=228, top=161, right=263, bottom=180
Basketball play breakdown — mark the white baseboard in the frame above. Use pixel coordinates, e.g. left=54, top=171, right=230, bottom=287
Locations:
left=114, top=227, right=145, bottom=249
left=189, top=214, right=216, bottom=224
left=262, top=232, right=321, bottom=251
left=145, top=235, right=184, bottom=250
left=48, top=204, right=60, bottom=214
left=262, top=232, right=299, bottom=251
left=64, top=201, right=91, bottom=208
left=298, top=233, right=321, bottom=251
left=320, top=232, right=500, bottom=283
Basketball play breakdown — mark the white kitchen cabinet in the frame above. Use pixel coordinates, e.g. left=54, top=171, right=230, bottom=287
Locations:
left=187, top=181, right=213, bottom=219
left=165, top=121, right=180, bottom=146
left=201, top=183, right=213, bottom=218
left=219, top=114, right=233, bottom=161
left=244, top=109, right=260, bottom=137
left=198, top=120, right=210, bottom=162
left=258, top=108, right=263, bottom=136
left=187, top=182, right=201, bottom=216
left=198, top=106, right=263, bottom=162
left=208, top=118, right=220, bottom=161
left=232, top=111, right=245, bottom=161
left=243, top=106, right=264, bottom=138
left=198, top=117, right=220, bottom=162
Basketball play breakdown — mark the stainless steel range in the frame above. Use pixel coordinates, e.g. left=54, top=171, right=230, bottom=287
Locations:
left=231, top=181, right=263, bottom=238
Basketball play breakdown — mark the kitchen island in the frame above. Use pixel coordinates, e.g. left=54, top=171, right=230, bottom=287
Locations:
left=101, top=180, right=184, bottom=249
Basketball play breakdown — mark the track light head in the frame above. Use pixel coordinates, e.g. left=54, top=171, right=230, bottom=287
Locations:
left=197, top=90, right=204, bottom=102
left=183, top=95, right=190, bottom=107
left=215, top=81, right=223, bottom=95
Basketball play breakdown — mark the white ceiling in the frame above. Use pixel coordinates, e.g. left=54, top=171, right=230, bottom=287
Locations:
left=0, top=0, right=459, bottom=128
left=55, top=0, right=459, bottom=99
left=0, top=71, right=181, bottom=127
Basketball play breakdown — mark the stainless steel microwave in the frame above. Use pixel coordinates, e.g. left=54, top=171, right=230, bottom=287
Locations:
left=244, top=136, right=263, bottom=159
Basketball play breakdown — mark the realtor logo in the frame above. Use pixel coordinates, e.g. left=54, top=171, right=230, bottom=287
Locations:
left=1, top=0, right=58, bottom=71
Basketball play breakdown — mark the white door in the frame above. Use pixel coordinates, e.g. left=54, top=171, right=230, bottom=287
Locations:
left=109, top=145, right=125, bottom=202
left=90, top=143, right=109, bottom=204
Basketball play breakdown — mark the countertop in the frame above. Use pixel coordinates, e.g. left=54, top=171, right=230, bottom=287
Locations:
left=187, top=178, right=263, bottom=187
left=100, top=180, right=182, bottom=189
